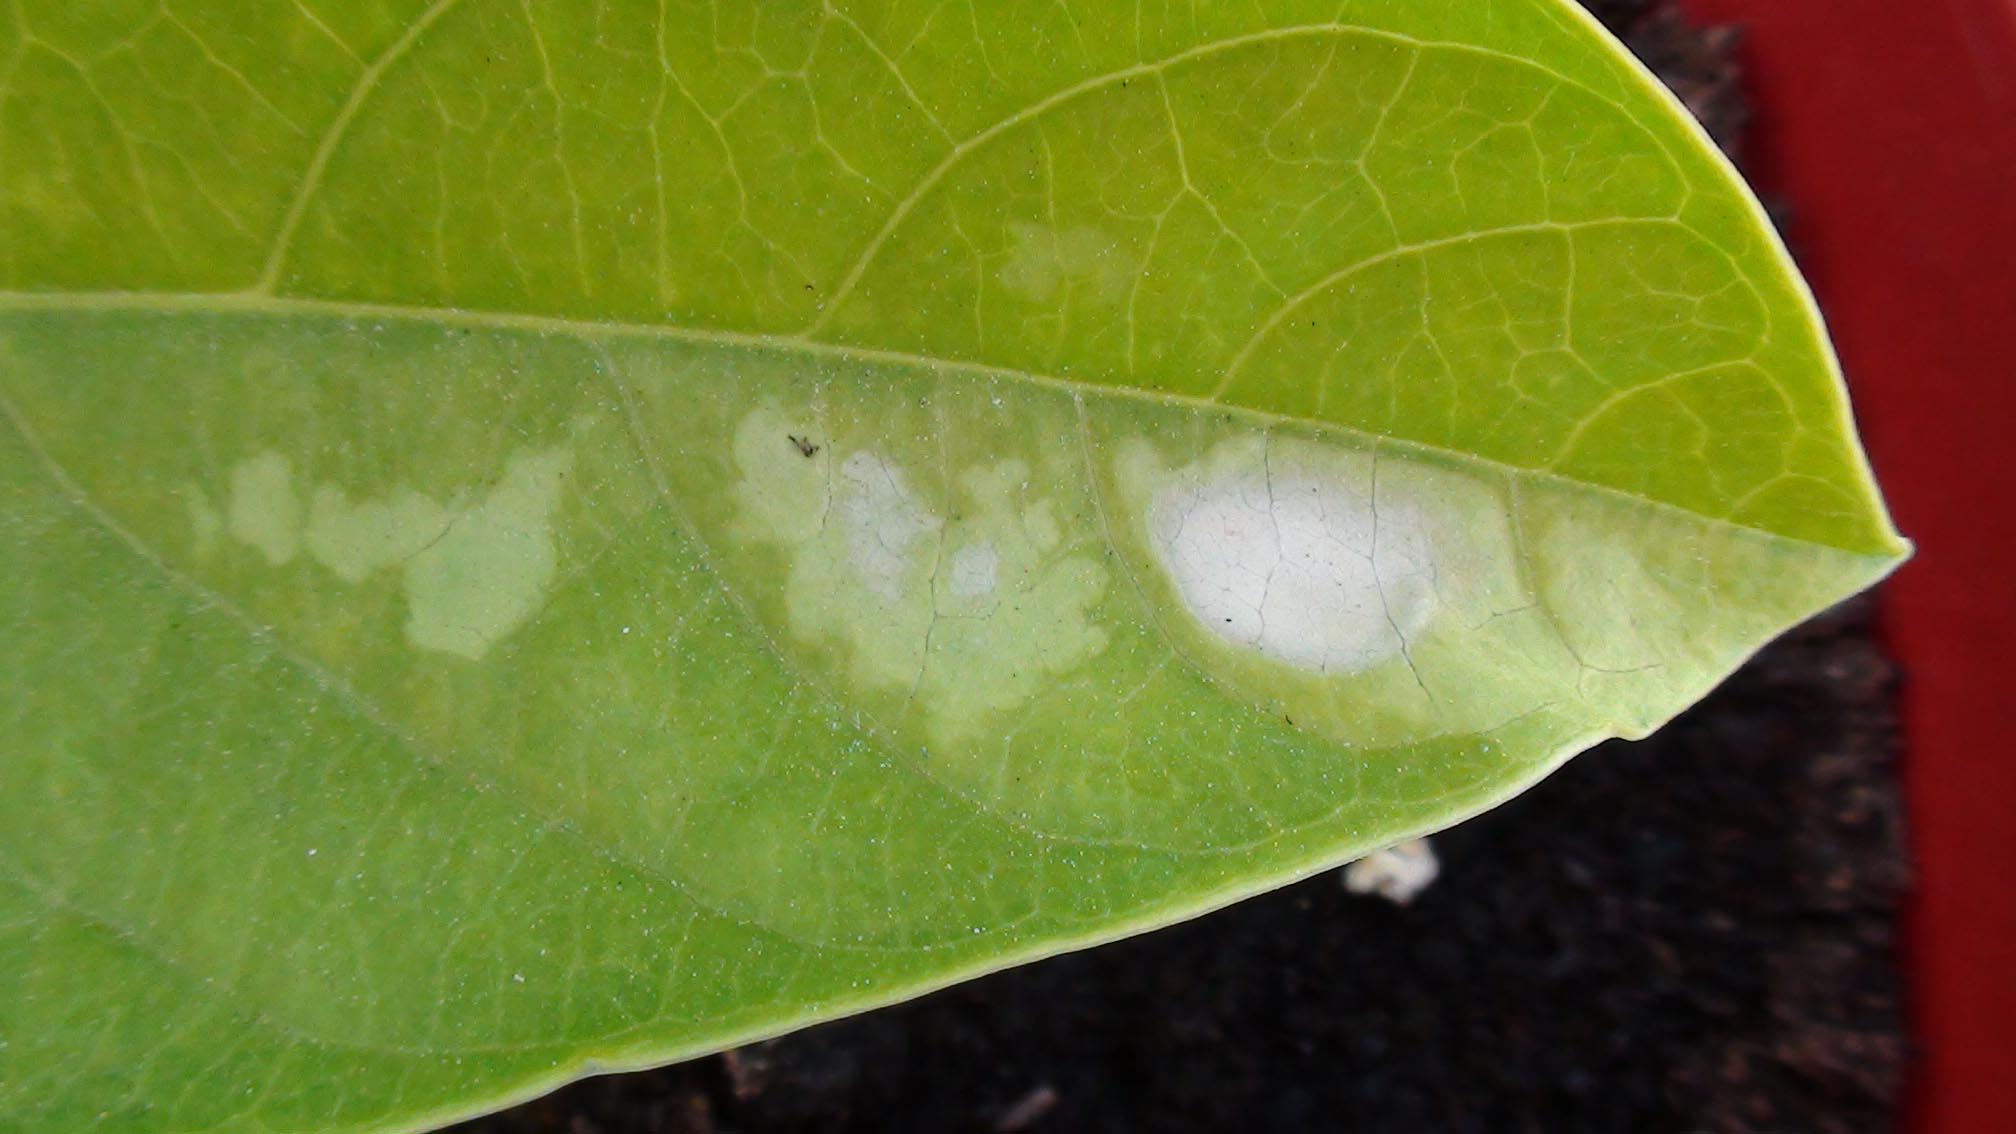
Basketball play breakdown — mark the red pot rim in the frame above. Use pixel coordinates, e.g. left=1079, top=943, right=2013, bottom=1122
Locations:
left=1673, top=1, right=2016, bottom=1129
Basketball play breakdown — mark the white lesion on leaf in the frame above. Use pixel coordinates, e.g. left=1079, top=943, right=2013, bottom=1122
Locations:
left=1103, top=424, right=1571, bottom=748
left=729, top=405, right=1110, bottom=742
left=1132, top=435, right=1440, bottom=677
left=946, top=539, right=999, bottom=598
left=833, top=449, right=942, bottom=602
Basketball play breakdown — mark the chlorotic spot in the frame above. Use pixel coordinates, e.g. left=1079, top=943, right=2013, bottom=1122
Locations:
left=226, top=450, right=301, bottom=565
left=998, top=222, right=1129, bottom=306
left=1145, top=446, right=1438, bottom=675
left=182, top=484, right=222, bottom=559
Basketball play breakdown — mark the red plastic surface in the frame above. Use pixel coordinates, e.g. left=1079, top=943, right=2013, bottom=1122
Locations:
left=1672, top=1, right=2016, bottom=1128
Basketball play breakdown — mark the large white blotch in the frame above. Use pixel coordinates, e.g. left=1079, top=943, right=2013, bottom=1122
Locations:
left=1146, top=448, right=1438, bottom=675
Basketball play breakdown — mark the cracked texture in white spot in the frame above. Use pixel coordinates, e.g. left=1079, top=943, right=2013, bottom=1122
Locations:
left=837, top=451, right=941, bottom=602
left=1148, top=462, right=1437, bottom=674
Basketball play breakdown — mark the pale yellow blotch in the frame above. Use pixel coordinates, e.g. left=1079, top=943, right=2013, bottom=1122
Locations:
left=304, top=485, right=452, bottom=583
left=999, top=222, right=1130, bottom=306
left=226, top=450, right=301, bottom=565
left=403, top=446, right=573, bottom=661
left=216, top=438, right=575, bottom=661
left=731, top=409, right=830, bottom=545
left=731, top=407, right=1109, bottom=739
left=917, top=461, right=1109, bottom=730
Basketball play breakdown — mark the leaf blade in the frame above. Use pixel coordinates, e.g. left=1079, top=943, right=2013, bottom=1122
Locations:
left=0, top=1, right=1905, bottom=1131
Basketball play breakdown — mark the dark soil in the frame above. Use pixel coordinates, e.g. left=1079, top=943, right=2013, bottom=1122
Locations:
left=456, top=6, right=1910, bottom=1133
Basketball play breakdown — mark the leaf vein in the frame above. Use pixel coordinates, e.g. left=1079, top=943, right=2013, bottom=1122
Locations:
left=254, top=0, right=463, bottom=293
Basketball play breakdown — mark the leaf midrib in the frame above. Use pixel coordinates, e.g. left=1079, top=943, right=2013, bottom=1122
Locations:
left=0, top=286, right=1887, bottom=558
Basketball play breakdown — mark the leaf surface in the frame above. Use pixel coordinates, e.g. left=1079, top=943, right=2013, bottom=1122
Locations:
left=0, top=2, right=1904, bottom=1130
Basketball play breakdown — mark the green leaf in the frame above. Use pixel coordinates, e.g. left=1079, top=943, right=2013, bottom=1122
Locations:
left=0, top=1, right=1904, bottom=1130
